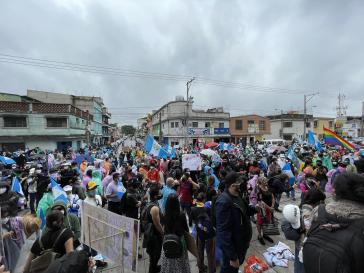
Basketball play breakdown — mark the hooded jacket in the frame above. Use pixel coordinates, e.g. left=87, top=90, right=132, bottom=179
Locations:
left=49, top=201, right=81, bottom=240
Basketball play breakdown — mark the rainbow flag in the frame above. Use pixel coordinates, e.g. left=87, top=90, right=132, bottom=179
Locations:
left=323, top=127, right=355, bottom=151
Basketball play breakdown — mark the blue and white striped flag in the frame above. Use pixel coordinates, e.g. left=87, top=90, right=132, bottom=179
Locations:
left=308, top=130, right=322, bottom=152
left=165, top=145, right=176, bottom=158
left=11, top=177, right=24, bottom=196
left=282, top=162, right=295, bottom=186
left=144, top=135, right=168, bottom=158
left=219, top=142, right=233, bottom=151
left=39, top=207, right=46, bottom=229
left=50, top=177, right=68, bottom=204
left=117, top=181, right=127, bottom=200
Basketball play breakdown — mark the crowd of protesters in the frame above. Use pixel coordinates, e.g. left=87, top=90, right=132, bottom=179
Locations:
left=0, top=139, right=363, bottom=273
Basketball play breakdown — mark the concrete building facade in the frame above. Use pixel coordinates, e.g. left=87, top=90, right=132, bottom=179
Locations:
left=27, top=90, right=111, bottom=145
left=313, top=117, right=335, bottom=139
left=230, top=115, right=271, bottom=144
left=150, top=97, right=230, bottom=146
left=0, top=99, right=92, bottom=152
left=266, top=113, right=314, bottom=141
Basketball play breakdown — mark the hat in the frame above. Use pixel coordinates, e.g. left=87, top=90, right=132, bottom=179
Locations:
left=87, top=181, right=97, bottom=191
left=63, top=185, right=72, bottom=192
left=283, top=204, right=301, bottom=229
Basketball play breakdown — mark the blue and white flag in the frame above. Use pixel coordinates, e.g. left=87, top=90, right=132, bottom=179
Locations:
left=308, top=130, right=322, bottom=152
left=117, top=181, right=127, bottom=200
left=219, top=142, right=233, bottom=151
left=165, top=145, right=176, bottom=158
left=144, top=135, right=168, bottom=158
left=11, top=177, right=24, bottom=196
left=50, top=177, right=68, bottom=204
left=282, top=162, right=296, bottom=186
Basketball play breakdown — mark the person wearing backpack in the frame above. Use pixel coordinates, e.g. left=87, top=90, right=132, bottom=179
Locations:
left=303, top=172, right=364, bottom=273
left=160, top=194, right=190, bottom=273
left=268, top=173, right=289, bottom=212
left=142, top=185, right=164, bottom=273
left=23, top=210, right=74, bottom=273
left=191, top=193, right=216, bottom=273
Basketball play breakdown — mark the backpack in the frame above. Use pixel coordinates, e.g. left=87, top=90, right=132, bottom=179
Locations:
left=196, top=212, right=215, bottom=241
left=30, top=229, right=67, bottom=273
left=140, top=201, right=158, bottom=233
left=162, top=233, right=183, bottom=259
left=44, top=250, right=89, bottom=273
left=303, top=205, right=364, bottom=273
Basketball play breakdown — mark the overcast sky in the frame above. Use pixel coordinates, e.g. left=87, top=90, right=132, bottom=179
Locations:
left=1, top=0, right=364, bottom=125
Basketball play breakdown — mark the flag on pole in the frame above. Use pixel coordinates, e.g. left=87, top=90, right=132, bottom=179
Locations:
left=144, top=135, right=168, bottom=158
left=282, top=162, right=295, bottom=186
left=219, top=142, right=233, bottom=151
left=323, top=127, right=355, bottom=151
left=308, top=130, right=323, bottom=152
left=165, top=145, right=176, bottom=158
left=117, top=180, right=127, bottom=200
left=11, top=177, right=24, bottom=196
left=50, top=177, right=68, bottom=204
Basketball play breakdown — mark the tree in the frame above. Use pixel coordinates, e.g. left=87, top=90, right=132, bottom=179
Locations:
left=121, top=125, right=136, bottom=136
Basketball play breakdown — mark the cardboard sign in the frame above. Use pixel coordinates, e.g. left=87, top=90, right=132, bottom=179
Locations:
left=182, top=154, right=202, bottom=171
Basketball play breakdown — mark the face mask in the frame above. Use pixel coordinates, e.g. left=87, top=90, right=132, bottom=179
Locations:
left=59, top=210, right=65, bottom=215
left=157, top=194, right=163, bottom=200
left=67, top=194, right=72, bottom=200
left=0, top=188, right=7, bottom=194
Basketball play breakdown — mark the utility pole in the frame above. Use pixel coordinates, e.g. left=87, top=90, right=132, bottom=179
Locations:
left=185, top=77, right=195, bottom=147
left=361, top=101, right=364, bottom=137
left=303, top=93, right=319, bottom=141
left=280, top=109, right=283, bottom=138
left=159, top=112, right=162, bottom=142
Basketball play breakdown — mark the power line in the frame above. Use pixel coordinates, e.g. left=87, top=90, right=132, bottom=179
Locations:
left=0, top=53, right=318, bottom=95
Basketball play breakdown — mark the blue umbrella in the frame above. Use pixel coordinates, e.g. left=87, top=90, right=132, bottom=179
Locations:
left=0, top=156, right=16, bottom=165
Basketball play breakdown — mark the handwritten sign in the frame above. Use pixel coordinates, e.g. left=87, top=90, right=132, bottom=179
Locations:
left=182, top=154, right=202, bottom=171
left=81, top=202, right=140, bottom=272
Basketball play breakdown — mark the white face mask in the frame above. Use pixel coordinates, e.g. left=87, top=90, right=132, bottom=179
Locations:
left=0, top=188, right=7, bottom=194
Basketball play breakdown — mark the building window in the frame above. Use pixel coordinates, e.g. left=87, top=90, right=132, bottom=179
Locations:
left=171, top=122, right=175, bottom=128
left=259, top=120, right=265, bottom=130
left=235, top=120, right=242, bottom=130
left=219, top=122, right=224, bottom=128
left=283, top=134, right=293, bottom=141
left=314, top=121, right=318, bottom=128
left=162, top=123, right=165, bottom=129
left=192, top=122, right=198, bottom=128
left=306, top=122, right=311, bottom=128
left=283, top=121, right=292, bottom=128
left=205, top=122, right=211, bottom=128
left=175, top=122, right=179, bottom=128
left=329, top=121, right=333, bottom=128
left=46, top=117, right=67, bottom=128
left=3, top=116, right=27, bottom=128
left=248, top=120, right=254, bottom=126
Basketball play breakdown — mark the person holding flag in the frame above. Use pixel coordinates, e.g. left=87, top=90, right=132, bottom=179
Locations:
left=105, top=172, right=126, bottom=215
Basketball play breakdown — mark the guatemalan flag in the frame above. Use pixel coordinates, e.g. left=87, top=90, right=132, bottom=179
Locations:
left=11, top=177, right=24, bottom=196
left=219, top=142, right=233, bottom=151
left=144, top=135, right=168, bottom=158
left=165, top=145, right=176, bottom=158
left=50, top=177, right=68, bottom=204
left=117, top=181, right=127, bottom=200
left=308, top=130, right=322, bottom=152
left=282, top=162, right=296, bottom=186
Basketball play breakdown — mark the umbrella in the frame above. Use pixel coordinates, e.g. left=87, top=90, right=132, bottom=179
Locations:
left=200, top=149, right=217, bottom=157
left=0, top=156, right=16, bottom=165
left=205, top=142, right=219, bottom=148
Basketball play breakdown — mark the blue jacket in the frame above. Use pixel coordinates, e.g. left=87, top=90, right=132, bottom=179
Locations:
left=215, top=191, right=254, bottom=261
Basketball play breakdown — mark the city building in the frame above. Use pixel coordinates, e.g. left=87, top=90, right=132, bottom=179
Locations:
left=0, top=94, right=92, bottom=151
left=313, top=117, right=335, bottom=139
left=230, top=115, right=271, bottom=144
left=341, top=116, right=362, bottom=138
left=149, top=96, right=230, bottom=146
left=27, top=90, right=111, bottom=145
left=266, top=112, right=314, bottom=141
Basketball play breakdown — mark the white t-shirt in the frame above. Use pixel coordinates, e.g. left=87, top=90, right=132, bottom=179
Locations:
left=84, top=195, right=102, bottom=207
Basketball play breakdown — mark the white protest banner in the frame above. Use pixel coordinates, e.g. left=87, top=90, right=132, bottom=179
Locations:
left=81, top=202, right=140, bottom=272
left=182, top=154, right=202, bottom=171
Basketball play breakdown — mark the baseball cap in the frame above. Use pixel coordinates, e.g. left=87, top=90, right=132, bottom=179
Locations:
left=283, top=204, right=301, bottom=229
left=63, top=185, right=72, bottom=192
left=87, top=181, right=97, bottom=191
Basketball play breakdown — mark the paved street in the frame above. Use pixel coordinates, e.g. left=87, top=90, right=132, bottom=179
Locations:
left=109, top=191, right=333, bottom=273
